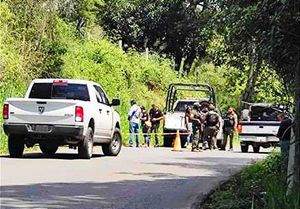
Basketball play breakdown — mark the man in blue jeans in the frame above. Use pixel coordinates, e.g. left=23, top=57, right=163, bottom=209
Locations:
left=128, top=99, right=141, bottom=147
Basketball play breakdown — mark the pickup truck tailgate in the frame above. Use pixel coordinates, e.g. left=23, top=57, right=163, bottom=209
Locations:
left=240, top=121, right=280, bottom=136
left=164, top=112, right=186, bottom=130
left=6, top=98, right=78, bottom=125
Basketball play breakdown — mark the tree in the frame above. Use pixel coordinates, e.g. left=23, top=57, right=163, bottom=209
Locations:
left=99, top=0, right=215, bottom=74
left=218, top=0, right=300, bottom=192
left=56, top=0, right=103, bottom=35
left=4, top=0, right=65, bottom=78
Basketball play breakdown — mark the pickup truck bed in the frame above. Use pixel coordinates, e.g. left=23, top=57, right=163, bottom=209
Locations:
left=238, top=104, right=283, bottom=153
left=239, top=121, right=280, bottom=152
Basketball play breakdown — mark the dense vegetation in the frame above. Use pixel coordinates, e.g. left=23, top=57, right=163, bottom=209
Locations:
left=1, top=0, right=286, bottom=151
left=201, top=152, right=299, bottom=209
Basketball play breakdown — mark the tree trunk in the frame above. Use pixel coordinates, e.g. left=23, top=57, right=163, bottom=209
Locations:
left=294, top=59, right=300, bottom=191
left=174, top=54, right=182, bottom=73
left=183, top=54, right=196, bottom=76
left=241, top=54, right=262, bottom=108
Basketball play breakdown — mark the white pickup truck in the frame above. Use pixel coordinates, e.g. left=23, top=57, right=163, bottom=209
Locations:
left=163, top=83, right=223, bottom=147
left=238, top=103, right=286, bottom=153
left=3, top=79, right=122, bottom=159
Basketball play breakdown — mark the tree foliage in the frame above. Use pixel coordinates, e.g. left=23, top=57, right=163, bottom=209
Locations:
left=216, top=0, right=299, bottom=92
left=99, top=0, right=216, bottom=74
left=215, top=0, right=300, bottom=191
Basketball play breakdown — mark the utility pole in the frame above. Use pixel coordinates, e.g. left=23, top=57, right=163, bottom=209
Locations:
left=118, top=40, right=122, bottom=50
left=145, top=47, right=149, bottom=60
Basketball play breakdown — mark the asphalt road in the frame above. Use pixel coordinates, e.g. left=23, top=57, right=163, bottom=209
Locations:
left=0, top=146, right=270, bottom=209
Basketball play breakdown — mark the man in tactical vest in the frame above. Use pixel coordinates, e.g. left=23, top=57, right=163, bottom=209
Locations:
left=190, top=102, right=202, bottom=152
left=203, top=104, right=221, bottom=150
left=199, top=102, right=209, bottom=147
left=221, top=107, right=238, bottom=151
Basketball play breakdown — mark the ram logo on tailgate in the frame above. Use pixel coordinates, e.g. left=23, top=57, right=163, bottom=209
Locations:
left=38, top=106, right=45, bottom=114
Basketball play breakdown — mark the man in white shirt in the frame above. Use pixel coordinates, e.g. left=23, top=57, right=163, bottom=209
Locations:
left=128, top=99, right=141, bottom=147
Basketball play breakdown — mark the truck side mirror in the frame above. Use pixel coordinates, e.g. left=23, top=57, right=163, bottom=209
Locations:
left=110, top=98, right=120, bottom=106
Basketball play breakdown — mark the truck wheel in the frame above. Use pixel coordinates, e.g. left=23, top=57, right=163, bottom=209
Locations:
left=39, top=143, right=58, bottom=156
left=102, top=128, right=122, bottom=156
left=78, top=127, right=94, bottom=159
left=241, top=144, right=249, bottom=153
left=163, top=136, right=173, bottom=147
left=253, top=146, right=260, bottom=153
left=8, top=135, right=24, bottom=158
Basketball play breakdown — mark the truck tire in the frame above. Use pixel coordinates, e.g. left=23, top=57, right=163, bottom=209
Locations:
left=102, top=128, right=122, bottom=156
left=39, top=142, right=58, bottom=156
left=78, top=127, right=94, bottom=159
left=8, top=135, right=24, bottom=158
left=241, top=144, right=249, bottom=153
left=163, top=136, right=173, bottom=147
left=253, top=146, right=260, bottom=153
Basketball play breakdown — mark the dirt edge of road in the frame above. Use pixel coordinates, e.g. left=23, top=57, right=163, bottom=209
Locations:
left=191, top=177, right=231, bottom=209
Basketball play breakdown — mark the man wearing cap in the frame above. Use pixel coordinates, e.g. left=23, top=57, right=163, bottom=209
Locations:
left=128, top=99, right=141, bottom=147
left=203, top=104, right=221, bottom=150
left=190, top=102, right=202, bottom=152
left=149, top=104, right=164, bottom=147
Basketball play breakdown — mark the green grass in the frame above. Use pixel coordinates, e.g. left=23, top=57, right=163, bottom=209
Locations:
left=0, top=128, right=7, bottom=154
left=201, top=151, right=300, bottom=209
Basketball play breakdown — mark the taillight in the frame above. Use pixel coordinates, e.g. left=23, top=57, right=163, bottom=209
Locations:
left=237, top=124, right=242, bottom=133
left=53, top=79, right=68, bottom=85
left=3, top=104, right=9, bottom=119
left=75, top=106, right=84, bottom=122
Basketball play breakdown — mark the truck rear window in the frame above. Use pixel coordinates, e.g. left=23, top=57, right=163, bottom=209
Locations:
left=250, top=106, right=281, bottom=121
left=29, top=83, right=90, bottom=101
left=174, top=101, right=196, bottom=111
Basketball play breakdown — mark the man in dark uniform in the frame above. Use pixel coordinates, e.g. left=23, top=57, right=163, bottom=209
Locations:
left=277, top=113, right=293, bottom=162
left=190, top=102, right=202, bottom=152
left=222, top=107, right=238, bottom=151
left=203, top=104, right=221, bottom=150
left=149, top=104, right=164, bottom=147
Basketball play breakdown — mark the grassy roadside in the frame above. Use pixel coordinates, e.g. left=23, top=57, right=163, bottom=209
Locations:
left=200, top=152, right=299, bottom=209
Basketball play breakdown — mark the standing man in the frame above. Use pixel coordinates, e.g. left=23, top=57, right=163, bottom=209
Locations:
left=199, top=104, right=209, bottom=149
left=277, top=113, right=293, bottom=162
left=184, top=106, right=192, bottom=147
left=222, top=107, right=238, bottom=151
left=190, top=103, right=202, bottom=152
left=149, top=104, right=164, bottom=147
left=128, top=99, right=141, bottom=147
left=203, top=104, right=221, bottom=150
left=140, top=105, right=151, bottom=147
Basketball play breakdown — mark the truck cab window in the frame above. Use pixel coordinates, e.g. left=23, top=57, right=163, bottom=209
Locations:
left=94, top=85, right=109, bottom=105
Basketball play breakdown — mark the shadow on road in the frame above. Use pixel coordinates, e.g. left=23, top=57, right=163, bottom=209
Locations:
left=0, top=176, right=215, bottom=209
left=141, top=156, right=261, bottom=174
left=0, top=149, right=269, bottom=209
left=0, top=153, right=104, bottom=160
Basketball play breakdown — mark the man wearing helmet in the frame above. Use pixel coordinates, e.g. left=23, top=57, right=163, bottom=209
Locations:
left=203, top=104, right=221, bottom=150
